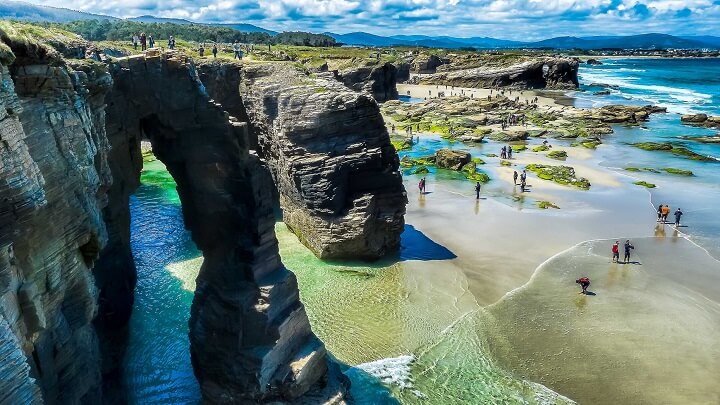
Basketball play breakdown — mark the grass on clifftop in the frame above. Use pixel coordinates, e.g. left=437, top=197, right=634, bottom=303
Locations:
left=0, top=21, right=81, bottom=64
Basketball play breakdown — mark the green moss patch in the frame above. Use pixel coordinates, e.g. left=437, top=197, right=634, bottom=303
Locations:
left=662, top=168, right=693, bottom=176
left=547, top=150, right=567, bottom=160
left=632, top=142, right=714, bottom=162
left=532, top=145, right=550, bottom=152
left=633, top=181, right=656, bottom=188
left=537, top=201, right=560, bottom=209
left=526, top=164, right=591, bottom=190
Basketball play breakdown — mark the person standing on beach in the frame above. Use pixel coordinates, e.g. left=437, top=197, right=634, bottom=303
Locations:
left=657, top=205, right=663, bottom=222
left=501, top=146, right=506, bottom=159
left=507, top=146, right=513, bottom=159
left=475, top=182, right=481, bottom=199
left=674, top=208, right=683, bottom=227
left=623, top=240, right=634, bottom=263
left=513, top=170, right=518, bottom=185
left=611, top=241, right=620, bottom=263
left=662, top=204, right=670, bottom=223
left=418, top=178, right=426, bottom=194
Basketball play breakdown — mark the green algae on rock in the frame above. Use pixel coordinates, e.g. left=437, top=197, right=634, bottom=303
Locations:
left=632, top=142, right=714, bottom=162
left=526, top=164, right=591, bottom=189
left=537, top=201, right=560, bottom=209
left=547, top=150, right=567, bottom=160
left=663, top=168, right=694, bottom=176
left=532, top=145, right=550, bottom=152
left=634, top=181, right=657, bottom=188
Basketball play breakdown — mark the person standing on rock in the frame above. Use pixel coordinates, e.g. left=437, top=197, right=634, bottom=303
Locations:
left=513, top=170, right=518, bottom=185
left=674, top=208, right=683, bottom=227
left=132, top=33, right=139, bottom=50
left=168, top=36, right=175, bottom=50
left=475, top=182, right=481, bottom=199
left=212, top=43, right=218, bottom=58
left=140, top=33, right=147, bottom=51
left=148, top=34, right=155, bottom=49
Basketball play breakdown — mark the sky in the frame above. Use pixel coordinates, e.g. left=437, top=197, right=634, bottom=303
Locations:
left=21, top=0, right=720, bottom=39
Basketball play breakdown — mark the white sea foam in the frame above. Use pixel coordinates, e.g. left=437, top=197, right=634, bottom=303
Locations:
left=353, top=355, right=416, bottom=390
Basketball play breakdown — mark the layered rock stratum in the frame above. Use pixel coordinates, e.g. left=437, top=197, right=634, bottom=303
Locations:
left=238, top=64, right=407, bottom=260
left=1, top=23, right=358, bottom=404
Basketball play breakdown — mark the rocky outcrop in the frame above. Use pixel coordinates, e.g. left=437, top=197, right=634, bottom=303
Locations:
left=1, top=23, right=350, bottom=404
left=435, top=149, right=471, bottom=170
left=589, top=105, right=666, bottom=124
left=0, top=35, right=111, bottom=403
left=681, top=113, right=720, bottom=128
left=411, top=54, right=446, bottom=74
left=586, top=58, right=603, bottom=65
left=334, top=61, right=400, bottom=101
left=103, top=50, right=349, bottom=403
left=241, top=63, right=407, bottom=260
left=419, top=57, right=579, bottom=89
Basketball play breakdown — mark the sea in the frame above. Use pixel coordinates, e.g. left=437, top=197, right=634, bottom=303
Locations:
left=121, top=58, right=720, bottom=404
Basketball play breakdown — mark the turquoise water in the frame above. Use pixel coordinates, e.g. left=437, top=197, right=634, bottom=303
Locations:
left=122, top=58, right=720, bottom=404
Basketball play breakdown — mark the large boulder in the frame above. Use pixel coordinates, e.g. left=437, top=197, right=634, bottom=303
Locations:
left=435, top=149, right=472, bottom=170
left=242, top=63, right=407, bottom=260
left=411, top=54, right=446, bottom=74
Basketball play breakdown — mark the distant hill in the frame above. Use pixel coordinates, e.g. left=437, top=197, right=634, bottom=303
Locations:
left=529, top=34, right=713, bottom=50
left=1, top=1, right=718, bottom=50
left=0, top=0, right=116, bottom=22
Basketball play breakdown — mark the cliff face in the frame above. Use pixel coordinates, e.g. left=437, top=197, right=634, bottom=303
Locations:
left=240, top=65, right=407, bottom=260
left=102, top=51, right=348, bottom=403
left=418, top=57, right=579, bottom=89
left=0, top=36, right=112, bottom=403
left=1, top=26, right=349, bottom=403
left=334, top=61, right=400, bottom=101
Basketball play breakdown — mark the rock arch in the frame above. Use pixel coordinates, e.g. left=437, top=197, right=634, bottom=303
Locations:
left=97, top=51, right=347, bottom=402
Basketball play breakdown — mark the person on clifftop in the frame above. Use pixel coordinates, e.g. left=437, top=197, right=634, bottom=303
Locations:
left=212, top=43, right=218, bottom=58
left=140, top=33, right=147, bottom=51
left=168, top=36, right=175, bottom=50
left=148, top=34, right=155, bottom=49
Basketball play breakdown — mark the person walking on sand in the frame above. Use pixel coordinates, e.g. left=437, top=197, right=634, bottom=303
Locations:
left=507, top=146, right=513, bottom=159
left=475, top=182, right=481, bottom=199
left=611, top=241, right=619, bottom=263
left=623, top=240, right=634, bottom=263
left=501, top=146, right=506, bottom=159
left=662, top=204, right=670, bottom=223
left=576, top=277, right=590, bottom=294
left=674, top=208, right=683, bottom=227
left=657, top=204, right=663, bottom=222
left=418, top=177, right=426, bottom=194
left=513, top=170, right=518, bottom=185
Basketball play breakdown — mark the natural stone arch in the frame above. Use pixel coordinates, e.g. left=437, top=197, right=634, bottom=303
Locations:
left=97, top=51, right=347, bottom=403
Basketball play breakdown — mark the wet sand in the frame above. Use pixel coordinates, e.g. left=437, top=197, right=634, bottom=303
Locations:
left=398, top=83, right=561, bottom=109
left=481, top=237, right=720, bottom=405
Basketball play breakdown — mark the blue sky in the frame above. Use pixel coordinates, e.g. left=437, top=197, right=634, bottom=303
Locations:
left=24, top=0, right=719, bottom=39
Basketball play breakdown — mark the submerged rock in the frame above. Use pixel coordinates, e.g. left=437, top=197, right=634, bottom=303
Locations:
left=435, top=149, right=472, bottom=170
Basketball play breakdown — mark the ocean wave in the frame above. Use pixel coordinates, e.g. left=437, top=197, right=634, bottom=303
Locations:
left=353, top=355, right=417, bottom=390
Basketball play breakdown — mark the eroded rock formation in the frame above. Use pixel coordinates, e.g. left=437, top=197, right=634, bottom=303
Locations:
left=1, top=27, right=350, bottom=404
left=103, top=51, right=348, bottom=403
left=241, top=64, right=407, bottom=260
left=419, top=57, right=579, bottom=89
left=334, top=61, right=401, bottom=101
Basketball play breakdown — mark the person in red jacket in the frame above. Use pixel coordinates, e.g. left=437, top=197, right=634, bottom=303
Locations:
left=611, top=241, right=619, bottom=263
left=576, top=277, right=590, bottom=294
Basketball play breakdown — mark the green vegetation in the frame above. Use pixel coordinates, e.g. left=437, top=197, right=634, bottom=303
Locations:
left=633, top=181, right=656, bottom=188
left=532, top=145, right=550, bottom=152
left=472, top=157, right=486, bottom=165
left=571, top=139, right=602, bottom=149
left=43, top=19, right=336, bottom=47
left=412, top=166, right=430, bottom=175
left=391, top=137, right=413, bottom=152
left=547, top=150, right=568, bottom=160
left=400, top=154, right=489, bottom=183
left=511, top=144, right=527, bottom=152
left=500, top=160, right=512, bottom=166
left=632, top=142, right=713, bottom=162
left=662, top=168, right=693, bottom=176
left=537, top=201, right=560, bottom=209
left=526, top=164, right=591, bottom=190
left=485, top=153, right=498, bottom=157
